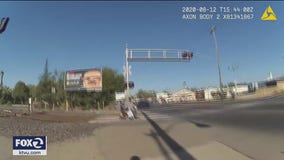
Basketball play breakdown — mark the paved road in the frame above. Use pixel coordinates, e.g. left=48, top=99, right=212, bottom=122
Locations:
left=136, top=95, right=284, bottom=160
left=93, top=95, right=284, bottom=135
left=144, top=95, right=284, bottom=133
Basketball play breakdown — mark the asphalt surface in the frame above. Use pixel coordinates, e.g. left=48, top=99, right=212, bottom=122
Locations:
left=143, top=95, right=284, bottom=134
left=138, top=95, right=284, bottom=160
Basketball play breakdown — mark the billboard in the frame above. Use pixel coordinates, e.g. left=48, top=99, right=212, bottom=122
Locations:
left=64, top=68, right=102, bottom=91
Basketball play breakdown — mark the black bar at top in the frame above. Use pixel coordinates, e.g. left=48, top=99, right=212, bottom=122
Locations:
left=13, top=0, right=284, bottom=1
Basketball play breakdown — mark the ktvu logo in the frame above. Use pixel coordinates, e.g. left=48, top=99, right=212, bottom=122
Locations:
left=15, top=137, right=44, bottom=149
left=13, top=136, right=47, bottom=156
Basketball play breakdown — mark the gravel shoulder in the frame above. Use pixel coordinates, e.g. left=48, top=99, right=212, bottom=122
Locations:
left=0, top=110, right=107, bottom=143
left=0, top=116, right=98, bottom=143
left=0, top=110, right=109, bottom=160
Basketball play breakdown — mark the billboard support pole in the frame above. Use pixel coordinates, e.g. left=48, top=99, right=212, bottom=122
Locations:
left=65, top=98, right=69, bottom=112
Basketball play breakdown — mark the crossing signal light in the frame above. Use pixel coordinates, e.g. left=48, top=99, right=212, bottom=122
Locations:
left=182, top=51, right=193, bottom=60
left=0, top=17, right=9, bottom=34
left=124, top=81, right=134, bottom=89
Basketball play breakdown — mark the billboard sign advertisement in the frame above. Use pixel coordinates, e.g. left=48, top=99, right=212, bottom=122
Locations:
left=64, top=68, right=102, bottom=91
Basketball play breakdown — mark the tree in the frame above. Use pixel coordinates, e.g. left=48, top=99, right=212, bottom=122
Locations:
left=99, top=67, right=124, bottom=106
left=27, top=84, right=37, bottom=98
left=35, top=59, right=54, bottom=105
left=190, top=87, right=198, bottom=91
left=41, top=59, right=50, bottom=82
left=228, top=82, right=236, bottom=87
left=136, top=89, right=156, bottom=99
left=0, top=86, right=13, bottom=105
left=34, top=63, right=125, bottom=110
left=13, top=81, right=29, bottom=104
left=53, top=71, right=66, bottom=107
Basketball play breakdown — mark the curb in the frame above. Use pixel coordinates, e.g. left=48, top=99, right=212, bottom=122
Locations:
left=144, top=141, right=253, bottom=160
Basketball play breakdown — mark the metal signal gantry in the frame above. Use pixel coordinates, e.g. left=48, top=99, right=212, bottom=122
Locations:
left=127, top=49, right=193, bottom=62
left=124, top=48, right=193, bottom=98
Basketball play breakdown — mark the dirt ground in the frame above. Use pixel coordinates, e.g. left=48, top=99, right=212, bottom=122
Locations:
left=20, top=111, right=97, bottom=123
left=1, top=104, right=119, bottom=123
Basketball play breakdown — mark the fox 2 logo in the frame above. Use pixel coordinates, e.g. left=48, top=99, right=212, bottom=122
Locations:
left=13, top=136, right=46, bottom=150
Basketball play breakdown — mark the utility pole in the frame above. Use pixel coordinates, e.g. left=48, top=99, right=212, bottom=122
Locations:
left=51, top=86, right=56, bottom=111
left=0, top=71, right=3, bottom=99
left=210, top=25, right=224, bottom=94
left=228, top=64, right=239, bottom=95
left=0, top=71, right=3, bottom=88
left=0, top=17, right=9, bottom=100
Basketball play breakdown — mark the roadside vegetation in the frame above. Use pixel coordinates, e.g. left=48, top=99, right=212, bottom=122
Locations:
left=0, top=60, right=125, bottom=111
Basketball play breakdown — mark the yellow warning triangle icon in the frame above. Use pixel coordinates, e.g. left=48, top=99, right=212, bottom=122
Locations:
left=261, top=6, right=277, bottom=21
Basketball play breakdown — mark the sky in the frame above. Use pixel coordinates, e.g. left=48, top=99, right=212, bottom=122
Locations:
left=0, top=1, right=283, bottom=93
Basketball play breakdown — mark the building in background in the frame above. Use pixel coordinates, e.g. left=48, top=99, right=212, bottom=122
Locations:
left=169, top=89, right=196, bottom=103
left=232, top=84, right=249, bottom=95
left=156, top=92, right=169, bottom=104
left=204, top=87, right=218, bottom=100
